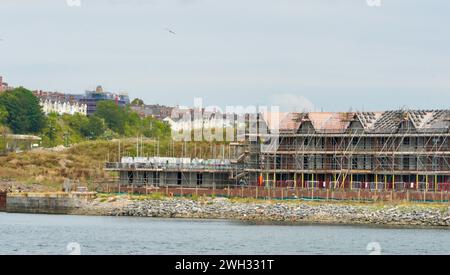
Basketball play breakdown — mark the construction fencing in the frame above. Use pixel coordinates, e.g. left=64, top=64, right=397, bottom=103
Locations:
left=101, top=185, right=450, bottom=203
left=261, top=180, right=450, bottom=192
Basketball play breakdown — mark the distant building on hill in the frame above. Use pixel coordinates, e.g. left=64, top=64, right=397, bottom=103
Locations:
left=34, top=90, right=87, bottom=116
left=34, top=85, right=130, bottom=116
left=79, top=85, right=130, bottom=116
left=39, top=98, right=87, bottom=116
left=0, top=76, right=13, bottom=93
left=130, top=104, right=174, bottom=120
left=162, top=108, right=236, bottom=132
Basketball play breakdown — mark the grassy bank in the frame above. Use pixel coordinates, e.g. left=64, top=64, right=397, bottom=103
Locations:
left=0, top=139, right=232, bottom=191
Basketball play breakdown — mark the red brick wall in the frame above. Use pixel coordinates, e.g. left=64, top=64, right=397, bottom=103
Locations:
left=0, top=192, right=7, bottom=211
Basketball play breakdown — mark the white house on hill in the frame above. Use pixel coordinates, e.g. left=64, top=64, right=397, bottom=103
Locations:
left=40, top=99, right=87, bottom=116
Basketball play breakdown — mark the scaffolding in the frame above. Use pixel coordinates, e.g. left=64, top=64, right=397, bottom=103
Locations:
left=104, top=110, right=450, bottom=194
left=244, top=110, right=450, bottom=192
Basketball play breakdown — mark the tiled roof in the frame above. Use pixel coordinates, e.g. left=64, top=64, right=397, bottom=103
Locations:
left=262, top=110, right=450, bottom=133
left=307, top=112, right=352, bottom=131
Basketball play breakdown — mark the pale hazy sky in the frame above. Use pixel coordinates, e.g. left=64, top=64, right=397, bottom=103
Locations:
left=1, top=0, right=450, bottom=111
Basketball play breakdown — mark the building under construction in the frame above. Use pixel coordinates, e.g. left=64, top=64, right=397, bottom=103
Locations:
left=105, top=157, right=235, bottom=188
left=105, top=109, right=450, bottom=192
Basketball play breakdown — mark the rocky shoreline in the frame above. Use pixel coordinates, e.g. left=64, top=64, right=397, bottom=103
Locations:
left=72, top=196, right=450, bottom=227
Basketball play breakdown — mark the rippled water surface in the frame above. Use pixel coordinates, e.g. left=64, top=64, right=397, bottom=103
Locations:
left=0, top=213, right=449, bottom=255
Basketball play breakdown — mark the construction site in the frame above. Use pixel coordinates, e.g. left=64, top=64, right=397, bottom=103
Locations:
left=105, top=109, right=450, bottom=202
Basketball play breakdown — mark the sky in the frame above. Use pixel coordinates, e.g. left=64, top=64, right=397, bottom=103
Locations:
left=1, top=0, right=450, bottom=112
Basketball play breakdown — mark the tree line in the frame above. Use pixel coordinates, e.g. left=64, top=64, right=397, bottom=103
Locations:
left=0, top=87, right=171, bottom=148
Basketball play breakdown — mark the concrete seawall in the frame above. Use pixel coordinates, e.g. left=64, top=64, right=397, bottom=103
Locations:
left=6, top=195, right=79, bottom=214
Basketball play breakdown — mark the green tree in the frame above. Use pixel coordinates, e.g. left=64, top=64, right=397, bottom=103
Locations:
left=0, top=105, right=8, bottom=125
left=0, top=125, right=10, bottom=153
left=142, top=116, right=171, bottom=138
left=123, top=109, right=142, bottom=136
left=0, top=87, right=45, bottom=134
left=131, top=98, right=144, bottom=106
left=64, top=113, right=89, bottom=132
left=94, top=101, right=154, bottom=137
left=42, top=113, right=60, bottom=147
left=94, top=100, right=126, bottom=134
left=80, top=116, right=106, bottom=140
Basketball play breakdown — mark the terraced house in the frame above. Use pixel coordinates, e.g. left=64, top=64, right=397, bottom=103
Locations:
left=243, top=110, right=450, bottom=192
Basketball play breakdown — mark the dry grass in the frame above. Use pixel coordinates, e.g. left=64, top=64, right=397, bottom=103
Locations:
left=0, top=143, right=113, bottom=191
left=0, top=139, right=228, bottom=192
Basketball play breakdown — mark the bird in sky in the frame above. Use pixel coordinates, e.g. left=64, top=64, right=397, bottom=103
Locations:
left=165, top=28, right=176, bottom=35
